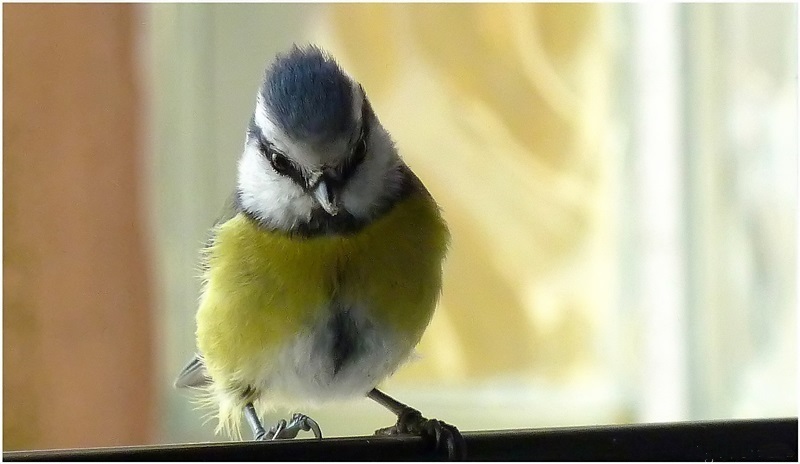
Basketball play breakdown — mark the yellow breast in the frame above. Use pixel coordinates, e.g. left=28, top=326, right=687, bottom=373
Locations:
left=196, top=191, right=449, bottom=387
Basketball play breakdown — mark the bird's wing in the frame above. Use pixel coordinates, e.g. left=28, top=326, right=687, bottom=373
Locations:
left=175, top=193, right=242, bottom=389
left=205, top=190, right=242, bottom=247
left=213, top=191, right=242, bottom=228
left=174, top=353, right=212, bottom=389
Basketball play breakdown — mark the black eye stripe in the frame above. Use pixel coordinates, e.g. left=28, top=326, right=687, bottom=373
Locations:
left=269, top=151, right=291, bottom=173
left=270, top=153, right=306, bottom=187
left=252, top=136, right=308, bottom=187
left=338, top=133, right=367, bottom=180
left=246, top=99, right=373, bottom=190
left=336, top=104, right=371, bottom=181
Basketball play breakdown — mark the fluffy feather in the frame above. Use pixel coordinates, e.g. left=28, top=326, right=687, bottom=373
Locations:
left=195, top=189, right=449, bottom=437
left=179, top=45, right=449, bottom=439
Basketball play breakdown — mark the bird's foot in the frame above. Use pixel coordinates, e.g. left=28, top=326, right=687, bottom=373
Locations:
left=375, top=407, right=466, bottom=460
left=257, top=413, right=323, bottom=440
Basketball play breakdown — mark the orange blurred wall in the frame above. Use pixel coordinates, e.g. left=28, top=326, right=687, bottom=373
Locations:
left=3, top=4, right=155, bottom=450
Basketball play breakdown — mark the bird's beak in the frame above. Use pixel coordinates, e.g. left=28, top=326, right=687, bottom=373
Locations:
left=312, top=179, right=340, bottom=216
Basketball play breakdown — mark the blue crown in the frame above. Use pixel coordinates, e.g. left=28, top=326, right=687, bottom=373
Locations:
left=261, top=45, right=356, bottom=142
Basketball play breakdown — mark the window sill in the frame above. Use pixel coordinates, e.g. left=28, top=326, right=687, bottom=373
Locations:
left=4, top=417, right=796, bottom=461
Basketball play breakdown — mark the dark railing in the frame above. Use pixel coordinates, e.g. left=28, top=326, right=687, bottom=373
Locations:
left=4, top=417, right=797, bottom=461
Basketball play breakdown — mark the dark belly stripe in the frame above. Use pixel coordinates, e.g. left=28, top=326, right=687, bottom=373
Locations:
left=329, top=308, right=360, bottom=376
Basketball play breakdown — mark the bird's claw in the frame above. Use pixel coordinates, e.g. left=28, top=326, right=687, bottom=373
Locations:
left=260, top=413, right=323, bottom=440
left=422, top=418, right=466, bottom=461
left=374, top=407, right=466, bottom=460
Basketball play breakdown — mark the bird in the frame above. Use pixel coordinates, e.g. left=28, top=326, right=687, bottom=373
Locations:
left=175, top=44, right=465, bottom=459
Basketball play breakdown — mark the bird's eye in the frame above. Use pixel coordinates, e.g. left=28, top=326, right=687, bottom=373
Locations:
left=338, top=135, right=367, bottom=181
left=353, top=136, right=367, bottom=164
left=269, top=152, right=292, bottom=175
left=257, top=140, right=292, bottom=176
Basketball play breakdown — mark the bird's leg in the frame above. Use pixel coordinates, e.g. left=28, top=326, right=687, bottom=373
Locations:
left=368, top=388, right=467, bottom=460
left=244, top=404, right=323, bottom=441
left=244, top=403, right=268, bottom=440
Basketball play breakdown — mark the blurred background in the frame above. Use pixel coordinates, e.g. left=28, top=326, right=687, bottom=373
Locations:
left=3, top=3, right=797, bottom=451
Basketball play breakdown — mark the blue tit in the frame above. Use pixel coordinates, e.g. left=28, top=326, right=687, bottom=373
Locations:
left=175, top=45, right=465, bottom=459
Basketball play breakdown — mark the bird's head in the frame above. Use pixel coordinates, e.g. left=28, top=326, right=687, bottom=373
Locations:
left=237, top=45, right=403, bottom=234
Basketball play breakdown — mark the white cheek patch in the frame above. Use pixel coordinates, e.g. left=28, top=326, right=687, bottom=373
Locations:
left=236, top=145, right=314, bottom=229
left=340, top=127, right=404, bottom=219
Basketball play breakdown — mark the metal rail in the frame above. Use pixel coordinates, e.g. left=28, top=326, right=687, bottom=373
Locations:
left=4, top=417, right=797, bottom=461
